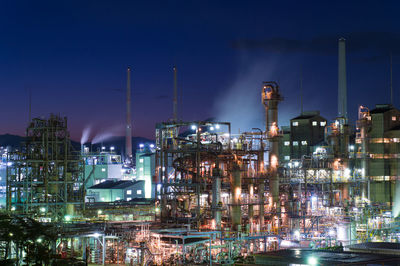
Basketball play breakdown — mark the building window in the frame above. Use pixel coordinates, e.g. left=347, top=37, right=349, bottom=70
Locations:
left=320, top=121, right=326, bottom=126
left=301, top=140, right=307, bottom=145
left=293, top=141, right=299, bottom=146
left=137, top=190, right=142, bottom=195
left=292, top=121, right=299, bottom=126
left=127, top=190, right=132, bottom=195
left=312, top=121, right=317, bottom=126
left=101, top=168, right=106, bottom=172
left=127, top=197, right=131, bottom=201
left=139, top=158, right=144, bottom=163
left=284, top=141, right=290, bottom=146
left=284, top=156, right=290, bottom=160
left=392, top=116, right=397, bottom=121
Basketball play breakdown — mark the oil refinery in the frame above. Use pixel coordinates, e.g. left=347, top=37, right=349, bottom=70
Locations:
left=1, top=38, right=400, bottom=265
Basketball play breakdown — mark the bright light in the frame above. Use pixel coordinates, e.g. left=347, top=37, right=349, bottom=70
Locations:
left=294, top=230, right=300, bottom=239
left=271, top=155, right=278, bottom=168
left=344, top=168, right=351, bottom=179
left=349, top=145, right=354, bottom=151
left=294, top=161, right=299, bottom=167
left=215, top=124, right=220, bottom=129
left=97, top=210, right=102, bottom=215
left=36, top=238, right=43, bottom=243
left=210, top=126, right=215, bottom=131
left=191, top=125, right=197, bottom=130
left=64, top=215, right=71, bottom=222
left=101, top=146, right=105, bottom=150
left=9, top=233, right=13, bottom=237
left=308, top=256, right=318, bottom=265
left=150, top=144, right=155, bottom=148
left=11, top=206, right=15, bottom=211
left=139, top=144, right=144, bottom=148
left=110, top=146, right=115, bottom=151
left=155, top=207, right=160, bottom=213
left=311, top=196, right=317, bottom=202
left=7, top=162, right=12, bottom=166
left=92, top=233, right=101, bottom=238
left=40, top=207, right=46, bottom=213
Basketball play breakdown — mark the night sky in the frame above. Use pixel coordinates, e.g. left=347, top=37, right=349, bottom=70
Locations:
left=0, top=0, right=399, bottom=141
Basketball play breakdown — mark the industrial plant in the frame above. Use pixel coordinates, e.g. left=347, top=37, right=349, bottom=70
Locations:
left=1, top=38, right=400, bottom=265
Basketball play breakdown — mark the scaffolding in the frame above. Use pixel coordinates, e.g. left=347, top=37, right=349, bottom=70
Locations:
left=6, top=114, right=84, bottom=221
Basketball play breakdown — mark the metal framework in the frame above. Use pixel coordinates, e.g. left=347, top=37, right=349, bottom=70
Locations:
left=6, top=114, right=84, bottom=221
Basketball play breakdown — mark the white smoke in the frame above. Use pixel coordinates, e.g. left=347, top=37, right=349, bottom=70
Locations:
left=214, top=61, right=275, bottom=133
left=80, top=125, right=92, bottom=144
left=91, top=124, right=124, bottom=144
left=213, top=58, right=306, bottom=133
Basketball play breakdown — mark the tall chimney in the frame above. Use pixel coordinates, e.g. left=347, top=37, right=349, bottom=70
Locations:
left=338, top=38, right=348, bottom=120
left=126, top=67, right=132, bottom=161
left=173, top=66, right=178, bottom=121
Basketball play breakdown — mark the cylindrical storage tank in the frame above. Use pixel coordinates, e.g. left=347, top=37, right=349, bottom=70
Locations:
left=231, top=164, right=242, bottom=231
left=66, top=203, right=75, bottom=216
left=337, top=221, right=355, bottom=246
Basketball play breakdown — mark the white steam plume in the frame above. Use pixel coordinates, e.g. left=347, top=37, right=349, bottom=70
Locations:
left=91, top=124, right=124, bottom=144
left=80, top=125, right=92, bottom=144
left=214, top=62, right=272, bottom=133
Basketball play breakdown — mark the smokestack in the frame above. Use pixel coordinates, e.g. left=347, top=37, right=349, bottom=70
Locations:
left=390, top=52, right=393, bottom=105
left=126, top=67, right=132, bottom=161
left=173, top=66, right=178, bottom=121
left=338, top=38, right=348, bottom=120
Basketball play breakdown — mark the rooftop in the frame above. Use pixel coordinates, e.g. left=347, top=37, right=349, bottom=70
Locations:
left=370, top=104, right=395, bottom=114
left=254, top=248, right=400, bottom=265
left=89, top=180, right=144, bottom=189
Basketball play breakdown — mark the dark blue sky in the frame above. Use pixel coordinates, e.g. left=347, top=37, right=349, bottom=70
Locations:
left=0, top=0, right=399, bottom=141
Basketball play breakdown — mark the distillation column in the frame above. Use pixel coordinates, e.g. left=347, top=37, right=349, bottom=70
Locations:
left=212, top=167, right=222, bottom=230
left=358, top=106, right=371, bottom=200
left=262, top=82, right=282, bottom=215
left=231, top=162, right=242, bottom=231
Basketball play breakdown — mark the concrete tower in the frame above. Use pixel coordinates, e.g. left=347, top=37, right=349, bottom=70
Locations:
left=173, top=66, right=178, bottom=121
left=338, top=38, right=348, bottom=120
left=126, top=67, right=132, bottom=161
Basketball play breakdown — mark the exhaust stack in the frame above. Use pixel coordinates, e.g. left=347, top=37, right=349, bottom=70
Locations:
left=173, top=66, right=178, bottom=121
left=126, top=67, right=132, bottom=161
left=338, top=38, right=348, bottom=120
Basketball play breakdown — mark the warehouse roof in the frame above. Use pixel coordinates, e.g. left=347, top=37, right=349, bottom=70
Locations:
left=291, top=111, right=325, bottom=121
left=89, top=180, right=144, bottom=189
left=370, top=104, right=396, bottom=114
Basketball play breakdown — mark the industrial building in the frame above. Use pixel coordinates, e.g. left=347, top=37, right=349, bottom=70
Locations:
left=280, top=111, right=327, bottom=163
left=86, top=180, right=145, bottom=202
left=2, top=38, right=400, bottom=265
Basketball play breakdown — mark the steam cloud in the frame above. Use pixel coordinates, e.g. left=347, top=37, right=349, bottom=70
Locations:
left=80, top=125, right=92, bottom=144
left=214, top=62, right=271, bottom=134
left=91, top=124, right=125, bottom=144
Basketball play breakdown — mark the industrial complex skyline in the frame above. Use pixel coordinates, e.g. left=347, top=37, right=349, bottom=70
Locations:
left=2, top=1, right=400, bottom=264
left=0, top=1, right=399, bottom=140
